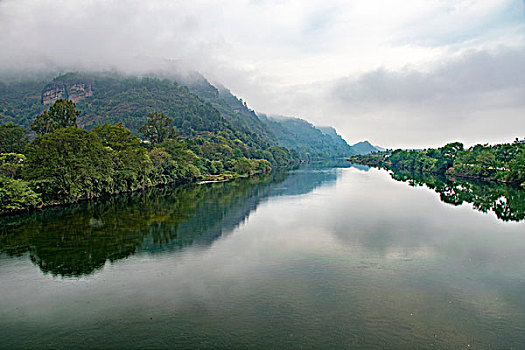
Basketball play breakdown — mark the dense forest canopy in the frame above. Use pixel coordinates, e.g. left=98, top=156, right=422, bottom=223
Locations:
left=0, top=98, right=292, bottom=214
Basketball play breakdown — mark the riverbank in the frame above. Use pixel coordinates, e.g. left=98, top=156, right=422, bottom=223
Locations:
left=348, top=140, right=524, bottom=189
left=0, top=169, right=273, bottom=217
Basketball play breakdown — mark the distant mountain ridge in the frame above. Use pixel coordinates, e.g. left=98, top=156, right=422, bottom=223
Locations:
left=183, top=76, right=278, bottom=144
left=257, top=115, right=356, bottom=159
left=351, top=141, right=381, bottom=155
left=0, top=71, right=378, bottom=159
left=183, top=74, right=357, bottom=159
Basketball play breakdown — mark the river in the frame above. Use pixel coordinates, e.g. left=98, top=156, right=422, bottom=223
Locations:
left=0, top=164, right=524, bottom=349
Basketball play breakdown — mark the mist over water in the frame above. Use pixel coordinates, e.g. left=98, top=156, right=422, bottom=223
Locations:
left=1, top=165, right=523, bottom=349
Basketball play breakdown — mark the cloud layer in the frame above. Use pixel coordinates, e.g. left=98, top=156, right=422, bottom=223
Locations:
left=0, top=0, right=523, bottom=147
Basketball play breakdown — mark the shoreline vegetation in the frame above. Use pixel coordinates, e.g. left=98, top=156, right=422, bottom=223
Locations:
left=349, top=141, right=525, bottom=189
left=0, top=99, right=297, bottom=216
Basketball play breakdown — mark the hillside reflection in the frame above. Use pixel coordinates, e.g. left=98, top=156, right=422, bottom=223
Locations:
left=387, top=168, right=525, bottom=222
left=0, top=167, right=339, bottom=277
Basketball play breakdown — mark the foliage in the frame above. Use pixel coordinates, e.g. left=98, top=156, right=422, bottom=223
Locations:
left=351, top=139, right=525, bottom=188
left=0, top=123, right=29, bottom=153
left=0, top=72, right=322, bottom=213
left=18, top=122, right=205, bottom=208
left=0, top=177, right=41, bottom=213
left=139, top=112, right=177, bottom=144
left=92, top=123, right=153, bottom=191
left=30, top=99, right=80, bottom=134
left=0, top=79, right=49, bottom=127
left=0, top=113, right=288, bottom=213
left=233, top=157, right=256, bottom=175
left=209, top=160, right=224, bottom=175
left=0, top=73, right=352, bottom=165
left=187, top=81, right=277, bottom=144
left=148, top=138, right=201, bottom=185
left=255, top=159, right=272, bottom=173
left=23, top=127, right=114, bottom=202
left=0, top=153, right=25, bottom=178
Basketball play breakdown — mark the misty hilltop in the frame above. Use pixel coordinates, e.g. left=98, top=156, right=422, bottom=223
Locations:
left=351, top=141, right=382, bottom=155
left=0, top=71, right=378, bottom=159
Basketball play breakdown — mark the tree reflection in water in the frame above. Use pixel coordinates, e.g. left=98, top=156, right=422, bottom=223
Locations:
left=389, top=169, right=524, bottom=222
left=0, top=172, right=285, bottom=277
left=0, top=165, right=340, bottom=278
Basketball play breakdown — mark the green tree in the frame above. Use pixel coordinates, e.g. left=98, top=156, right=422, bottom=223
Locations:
left=0, top=123, right=29, bottom=153
left=476, top=150, right=497, bottom=176
left=158, top=139, right=201, bottom=182
left=508, top=149, right=525, bottom=184
left=23, top=127, right=113, bottom=201
left=30, top=99, right=80, bottom=135
left=434, top=142, right=464, bottom=173
left=269, top=146, right=292, bottom=166
left=159, top=138, right=194, bottom=163
left=92, top=123, right=152, bottom=190
left=0, top=177, right=41, bottom=214
left=0, top=153, right=26, bottom=178
left=234, top=157, right=255, bottom=175
left=256, top=159, right=272, bottom=173
left=210, top=160, right=224, bottom=175
left=139, top=112, right=177, bottom=144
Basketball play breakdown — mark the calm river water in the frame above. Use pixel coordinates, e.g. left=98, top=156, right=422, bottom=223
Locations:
left=0, top=164, right=524, bottom=349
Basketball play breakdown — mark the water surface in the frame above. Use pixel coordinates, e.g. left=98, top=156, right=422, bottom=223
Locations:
left=1, top=165, right=524, bottom=349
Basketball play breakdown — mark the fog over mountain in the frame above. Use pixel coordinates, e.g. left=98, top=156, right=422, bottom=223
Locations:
left=1, top=0, right=523, bottom=148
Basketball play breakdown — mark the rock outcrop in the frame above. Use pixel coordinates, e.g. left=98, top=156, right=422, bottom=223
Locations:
left=42, top=84, right=67, bottom=105
left=42, top=82, right=93, bottom=105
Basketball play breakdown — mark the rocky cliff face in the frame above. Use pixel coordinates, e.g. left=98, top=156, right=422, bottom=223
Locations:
left=41, top=84, right=66, bottom=105
left=42, top=82, right=93, bottom=105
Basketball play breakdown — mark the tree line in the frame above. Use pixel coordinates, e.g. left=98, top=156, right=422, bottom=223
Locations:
left=349, top=141, right=525, bottom=188
left=0, top=99, right=296, bottom=214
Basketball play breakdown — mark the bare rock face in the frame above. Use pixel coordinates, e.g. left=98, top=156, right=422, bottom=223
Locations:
left=42, top=84, right=66, bottom=105
left=67, top=83, right=93, bottom=103
left=42, top=82, right=93, bottom=105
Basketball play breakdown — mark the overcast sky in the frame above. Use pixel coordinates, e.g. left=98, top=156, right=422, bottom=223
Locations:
left=0, top=0, right=523, bottom=148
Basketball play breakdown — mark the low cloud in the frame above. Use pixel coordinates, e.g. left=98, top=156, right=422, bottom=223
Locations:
left=0, top=0, right=227, bottom=75
left=332, top=49, right=524, bottom=107
left=0, top=0, right=523, bottom=147
left=324, top=48, right=525, bottom=147
left=248, top=47, right=525, bottom=148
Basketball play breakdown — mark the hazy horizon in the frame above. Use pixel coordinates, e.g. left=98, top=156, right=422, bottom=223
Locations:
left=0, top=0, right=523, bottom=149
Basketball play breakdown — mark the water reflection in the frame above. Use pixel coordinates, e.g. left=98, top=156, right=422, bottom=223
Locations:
left=375, top=166, right=524, bottom=222
left=0, top=167, right=341, bottom=277
left=0, top=165, right=523, bottom=349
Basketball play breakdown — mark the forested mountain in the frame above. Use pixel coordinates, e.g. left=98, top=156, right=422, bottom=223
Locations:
left=0, top=71, right=369, bottom=213
left=258, top=114, right=356, bottom=160
left=351, top=141, right=381, bottom=155
left=182, top=76, right=277, bottom=144
left=183, top=74, right=358, bottom=160
left=184, top=74, right=356, bottom=160
left=2, top=72, right=233, bottom=137
left=0, top=72, right=362, bottom=160
left=319, top=126, right=357, bottom=154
